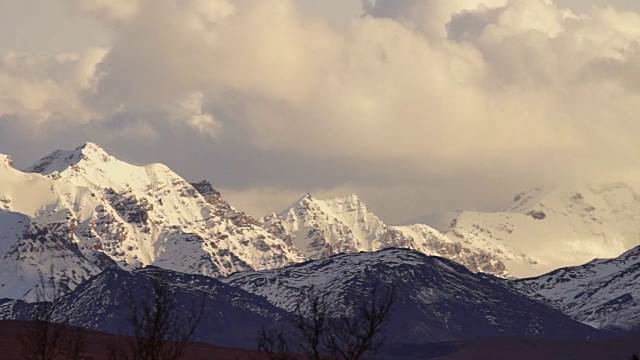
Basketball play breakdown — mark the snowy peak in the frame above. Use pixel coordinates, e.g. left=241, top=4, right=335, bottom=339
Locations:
left=504, top=186, right=548, bottom=212
left=447, top=183, right=640, bottom=277
left=26, top=142, right=112, bottom=175
left=274, top=193, right=387, bottom=258
left=0, top=143, right=305, bottom=299
left=280, top=193, right=367, bottom=217
left=267, top=193, right=509, bottom=277
left=322, top=193, right=365, bottom=209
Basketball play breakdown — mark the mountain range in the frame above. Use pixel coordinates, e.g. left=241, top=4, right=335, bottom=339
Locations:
left=223, top=248, right=598, bottom=343
left=0, top=266, right=289, bottom=347
left=445, top=185, right=640, bottom=277
left=516, top=245, right=640, bottom=332
left=0, top=143, right=303, bottom=300
left=0, top=248, right=599, bottom=348
left=1, top=142, right=640, bottom=347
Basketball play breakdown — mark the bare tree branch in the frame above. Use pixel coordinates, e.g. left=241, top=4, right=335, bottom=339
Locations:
left=108, top=272, right=207, bottom=360
left=258, top=284, right=396, bottom=360
left=257, top=327, right=293, bottom=360
left=17, top=265, right=90, bottom=360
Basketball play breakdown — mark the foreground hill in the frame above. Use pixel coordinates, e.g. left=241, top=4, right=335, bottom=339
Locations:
left=223, top=248, right=598, bottom=343
left=516, top=244, right=640, bottom=331
left=0, top=267, right=289, bottom=348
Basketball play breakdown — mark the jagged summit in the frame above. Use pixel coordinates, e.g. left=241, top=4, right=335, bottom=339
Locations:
left=191, top=180, right=221, bottom=198
left=272, top=192, right=387, bottom=257
left=78, top=142, right=109, bottom=155
left=0, top=144, right=305, bottom=300
left=323, top=193, right=366, bottom=209
left=26, top=142, right=112, bottom=175
left=284, top=193, right=364, bottom=214
left=265, top=193, right=509, bottom=276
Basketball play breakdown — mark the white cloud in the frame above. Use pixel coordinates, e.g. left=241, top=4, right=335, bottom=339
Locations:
left=0, top=48, right=106, bottom=129
left=164, top=92, right=221, bottom=137
left=2, top=0, right=640, bottom=220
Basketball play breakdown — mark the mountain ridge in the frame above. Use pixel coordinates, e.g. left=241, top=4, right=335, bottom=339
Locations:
left=4, top=142, right=640, bottom=303
left=0, top=143, right=305, bottom=300
left=264, top=192, right=510, bottom=277
left=222, top=248, right=599, bottom=343
left=446, top=184, right=640, bottom=277
left=516, top=244, right=640, bottom=331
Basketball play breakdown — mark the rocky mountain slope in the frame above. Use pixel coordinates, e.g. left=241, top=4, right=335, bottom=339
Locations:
left=264, top=194, right=508, bottom=277
left=0, top=143, right=303, bottom=300
left=0, top=152, right=107, bottom=300
left=446, top=185, right=640, bottom=277
left=0, top=267, right=289, bottom=347
left=223, top=248, right=598, bottom=343
left=5, top=142, right=640, bottom=305
left=515, top=245, right=640, bottom=331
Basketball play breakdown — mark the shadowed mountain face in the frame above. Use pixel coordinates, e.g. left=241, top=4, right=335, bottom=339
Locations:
left=0, top=267, right=290, bottom=348
left=0, top=249, right=601, bottom=350
left=3, top=143, right=640, bottom=353
left=223, top=248, right=599, bottom=344
left=516, top=245, right=640, bottom=332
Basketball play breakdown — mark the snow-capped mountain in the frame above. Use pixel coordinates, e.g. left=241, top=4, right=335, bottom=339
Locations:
left=264, top=193, right=387, bottom=257
left=516, top=245, right=640, bottom=331
left=0, top=267, right=290, bottom=347
left=446, top=185, right=640, bottom=277
left=0, top=152, right=107, bottom=300
left=264, top=194, right=508, bottom=277
left=222, top=248, right=598, bottom=343
left=0, top=143, right=304, bottom=300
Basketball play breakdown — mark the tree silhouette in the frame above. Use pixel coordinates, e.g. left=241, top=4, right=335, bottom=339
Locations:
left=108, top=272, right=206, bottom=360
left=17, top=267, right=89, bottom=360
left=258, top=285, right=395, bottom=360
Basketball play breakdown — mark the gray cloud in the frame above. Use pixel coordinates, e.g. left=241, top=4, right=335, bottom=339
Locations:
left=0, top=0, right=639, bottom=224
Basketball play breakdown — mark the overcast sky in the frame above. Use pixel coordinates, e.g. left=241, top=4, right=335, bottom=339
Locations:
left=0, top=0, right=639, bottom=224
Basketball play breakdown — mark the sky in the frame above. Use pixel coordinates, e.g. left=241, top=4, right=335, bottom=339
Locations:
left=0, top=0, right=639, bottom=224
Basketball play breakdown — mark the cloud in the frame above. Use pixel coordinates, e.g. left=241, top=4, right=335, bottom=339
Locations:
left=365, top=0, right=508, bottom=40
left=68, top=0, right=142, bottom=24
left=164, top=92, right=221, bottom=137
left=0, top=48, right=106, bottom=130
left=1, top=0, right=640, bottom=222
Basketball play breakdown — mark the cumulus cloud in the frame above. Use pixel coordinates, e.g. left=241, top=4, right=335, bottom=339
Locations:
left=164, top=92, right=221, bottom=137
left=0, top=48, right=106, bottom=130
left=1, top=0, right=640, bottom=222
